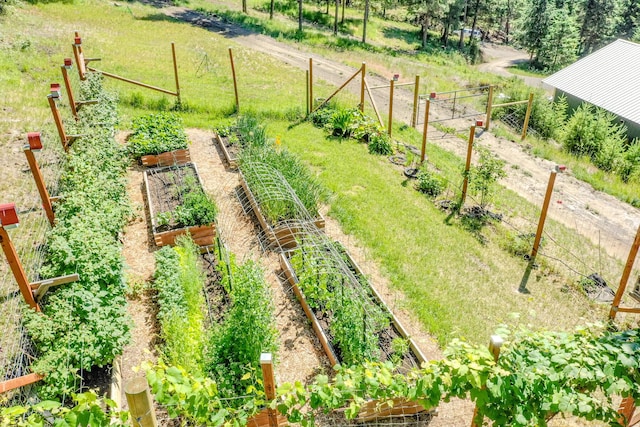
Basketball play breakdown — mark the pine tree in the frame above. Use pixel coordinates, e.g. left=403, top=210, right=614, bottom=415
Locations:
left=579, top=0, right=617, bottom=54
left=615, top=0, right=640, bottom=40
left=538, top=6, right=579, bottom=71
left=516, top=0, right=552, bottom=63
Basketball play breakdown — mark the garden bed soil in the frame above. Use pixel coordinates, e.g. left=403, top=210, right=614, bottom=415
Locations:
left=143, top=162, right=216, bottom=247
left=238, top=171, right=325, bottom=249
left=215, top=133, right=240, bottom=168
left=140, top=148, right=191, bottom=168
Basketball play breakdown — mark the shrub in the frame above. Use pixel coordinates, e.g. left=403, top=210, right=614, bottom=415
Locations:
left=127, top=113, right=188, bottom=159
left=416, top=168, right=444, bottom=197
left=469, top=146, right=506, bottom=207
left=368, top=131, right=393, bottom=155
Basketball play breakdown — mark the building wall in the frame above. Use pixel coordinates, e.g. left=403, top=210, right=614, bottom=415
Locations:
left=555, top=90, right=640, bottom=141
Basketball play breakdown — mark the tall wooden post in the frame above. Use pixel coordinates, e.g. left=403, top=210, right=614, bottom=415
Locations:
left=530, top=171, right=557, bottom=260
left=411, top=75, right=420, bottom=128
left=48, top=95, right=68, bottom=152
left=609, top=222, right=640, bottom=320
left=460, top=125, right=476, bottom=205
left=305, top=70, right=310, bottom=116
left=61, top=62, right=78, bottom=119
left=521, top=92, right=534, bottom=140
left=261, top=353, right=279, bottom=427
left=125, top=377, right=158, bottom=427
left=309, top=58, right=314, bottom=112
left=420, top=99, right=430, bottom=163
left=24, top=145, right=55, bottom=227
left=229, top=48, right=239, bottom=113
left=171, top=42, right=181, bottom=105
left=0, top=222, right=40, bottom=311
left=470, top=335, right=503, bottom=427
left=388, top=79, right=394, bottom=137
left=360, top=62, right=366, bottom=113
left=485, top=85, right=493, bottom=131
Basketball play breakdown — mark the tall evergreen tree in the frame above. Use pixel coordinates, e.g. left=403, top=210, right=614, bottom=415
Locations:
left=538, top=6, right=579, bottom=70
left=615, top=0, right=640, bottom=40
left=579, top=0, right=617, bottom=54
left=516, top=0, right=552, bottom=61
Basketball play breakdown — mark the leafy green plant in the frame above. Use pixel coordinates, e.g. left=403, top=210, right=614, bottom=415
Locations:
left=127, top=113, right=189, bottom=159
left=23, top=73, right=132, bottom=399
left=0, top=392, right=129, bottom=427
left=368, top=132, right=393, bottom=155
left=153, top=236, right=206, bottom=375
left=207, top=258, right=278, bottom=399
left=328, top=108, right=358, bottom=137
left=469, top=146, right=506, bottom=208
left=416, top=168, right=444, bottom=197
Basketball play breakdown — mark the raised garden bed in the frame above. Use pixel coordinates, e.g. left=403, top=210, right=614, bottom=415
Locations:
left=215, top=132, right=240, bottom=168
left=140, top=148, right=191, bottom=168
left=239, top=171, right=325, bottom=249
left=143, top=163, right=216, bottom=247
left=279, top=245, right=430, bottom=419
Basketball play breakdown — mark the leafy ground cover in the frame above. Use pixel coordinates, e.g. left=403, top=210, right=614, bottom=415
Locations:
left=127, top=112, right=189, bottom=159
left=22, top=73, right=132, bottom=398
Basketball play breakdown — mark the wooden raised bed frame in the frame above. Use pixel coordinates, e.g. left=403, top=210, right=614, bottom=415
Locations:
left=239, top=172, right=325, bottom=249
left=143, top=163, right=216, bottom=247
left=215, top=133, right=239, bottom=169
left=140, top=148, right=191, bottom=168
left=279, top=250, right=430, bottom=421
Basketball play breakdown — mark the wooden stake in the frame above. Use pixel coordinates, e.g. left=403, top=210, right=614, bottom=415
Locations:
left=521, top=92, right=534, bottom=140
left=618, top=397, right=637, bottom=426
left=24, top=148, right=55, bottom=226
left=0, top=227, right=40, bottom=311
left=388, top=79, right=394, bottom=137
left=125, top=377, right=158, bottom=427
left=470, top=336, right=503, bottom=427
left=47, top=96, right=68, bottom=152
left=171, top=42, right=181, bottom=105
left=229, top=48, right=240, bottom=113
left=485, top=85, right=493, bottom=131
left=530, top=171, right=557, bottom=260
left=260, top=353, right=279, bottom=427
left=309, top=58, right=313, bottom=112
left=61, top=65, right=78, bottom=119
left=609, top=222, right=640, bottom=320
left=420, top=99, right=430, bottom=163
left=411, top=75, right=420, bottom=128
left=461, top=125, right=476, bottom=206
left=360, top=62, right=366, bottom=112
left=364, top=79, right=384, bottom=127
left=311, top=67, right=363, bottom=114
left=305, top=70, right=310, bottom=116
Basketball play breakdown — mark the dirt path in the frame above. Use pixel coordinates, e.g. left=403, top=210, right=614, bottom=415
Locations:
left=477, top=42, right=545, bottom=88
left=161, top=6, right=640, bottom=263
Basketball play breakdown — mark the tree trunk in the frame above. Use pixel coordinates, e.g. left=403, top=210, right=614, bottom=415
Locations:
left=298, top=0, right=303, bottom=31
left=270, top=0, right=274, bottom=19
left=341, top=0, right=345, bottom=23
left=505, top=0, right=510, bottom=44
left=326, top=0, right=329, bottom=14
left=334, top=0, right=339, bottom=34
left=459, top=0, right=468, bottom=49
left=362, top=0, right=369, bottom=43
left=242, top=0, right=247, bottom=13
left=421, top=20, right=428, bottom=48
left=467, top=0, right=480, bottom=47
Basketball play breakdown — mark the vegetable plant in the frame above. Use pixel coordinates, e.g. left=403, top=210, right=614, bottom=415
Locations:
left=127, top=113, right=189, bottom=159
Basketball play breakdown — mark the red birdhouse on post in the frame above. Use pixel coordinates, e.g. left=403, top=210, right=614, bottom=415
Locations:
left=0, top=203, right=19, bottom=229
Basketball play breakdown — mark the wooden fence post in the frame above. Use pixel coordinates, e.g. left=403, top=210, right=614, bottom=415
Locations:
left=530, top=170, right=557, bottom=261
left=61, top=60, right=78, bottom=119
left=229, top=48, right=239, bottom=113
left=48, top=90, right=69, bottom=152
left=306, top=70, right=310, bottom=116
left=470, top=335, right=503, bottom=427
left=521, top=92, right=534, bottom=140
left=309, top=58, right=313, bottom=112
left=0, top=206, right=40, bottom=311
left=485, top=85, right=493, bottom=131
left=360, top=62, right=366, bottom=112
left=261, top=353, right=279, bottom=427
left=171, top=42, right=181, bottom=105
left=420, top=99, right=430, bottom=163
left=125, top=377, right=158, bottom=427
left=24, top=133, right=55, bottom=226
left=460, top=125, right=476, bottom=206
left=411, top=75, right=420, bottom=128
left=609, top=222, right=640, bottom=320
left=388, top=79, right=394, bottom=137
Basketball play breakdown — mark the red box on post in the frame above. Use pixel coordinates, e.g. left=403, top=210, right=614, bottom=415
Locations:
left=0, top=203, right=19, bottom=228
left=27, top=132, right=42, bottom=151
left=475, top=119, right=484, bottom=127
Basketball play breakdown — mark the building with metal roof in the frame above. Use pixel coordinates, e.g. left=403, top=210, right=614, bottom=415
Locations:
left=542, top=39, right=640, bottom=139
